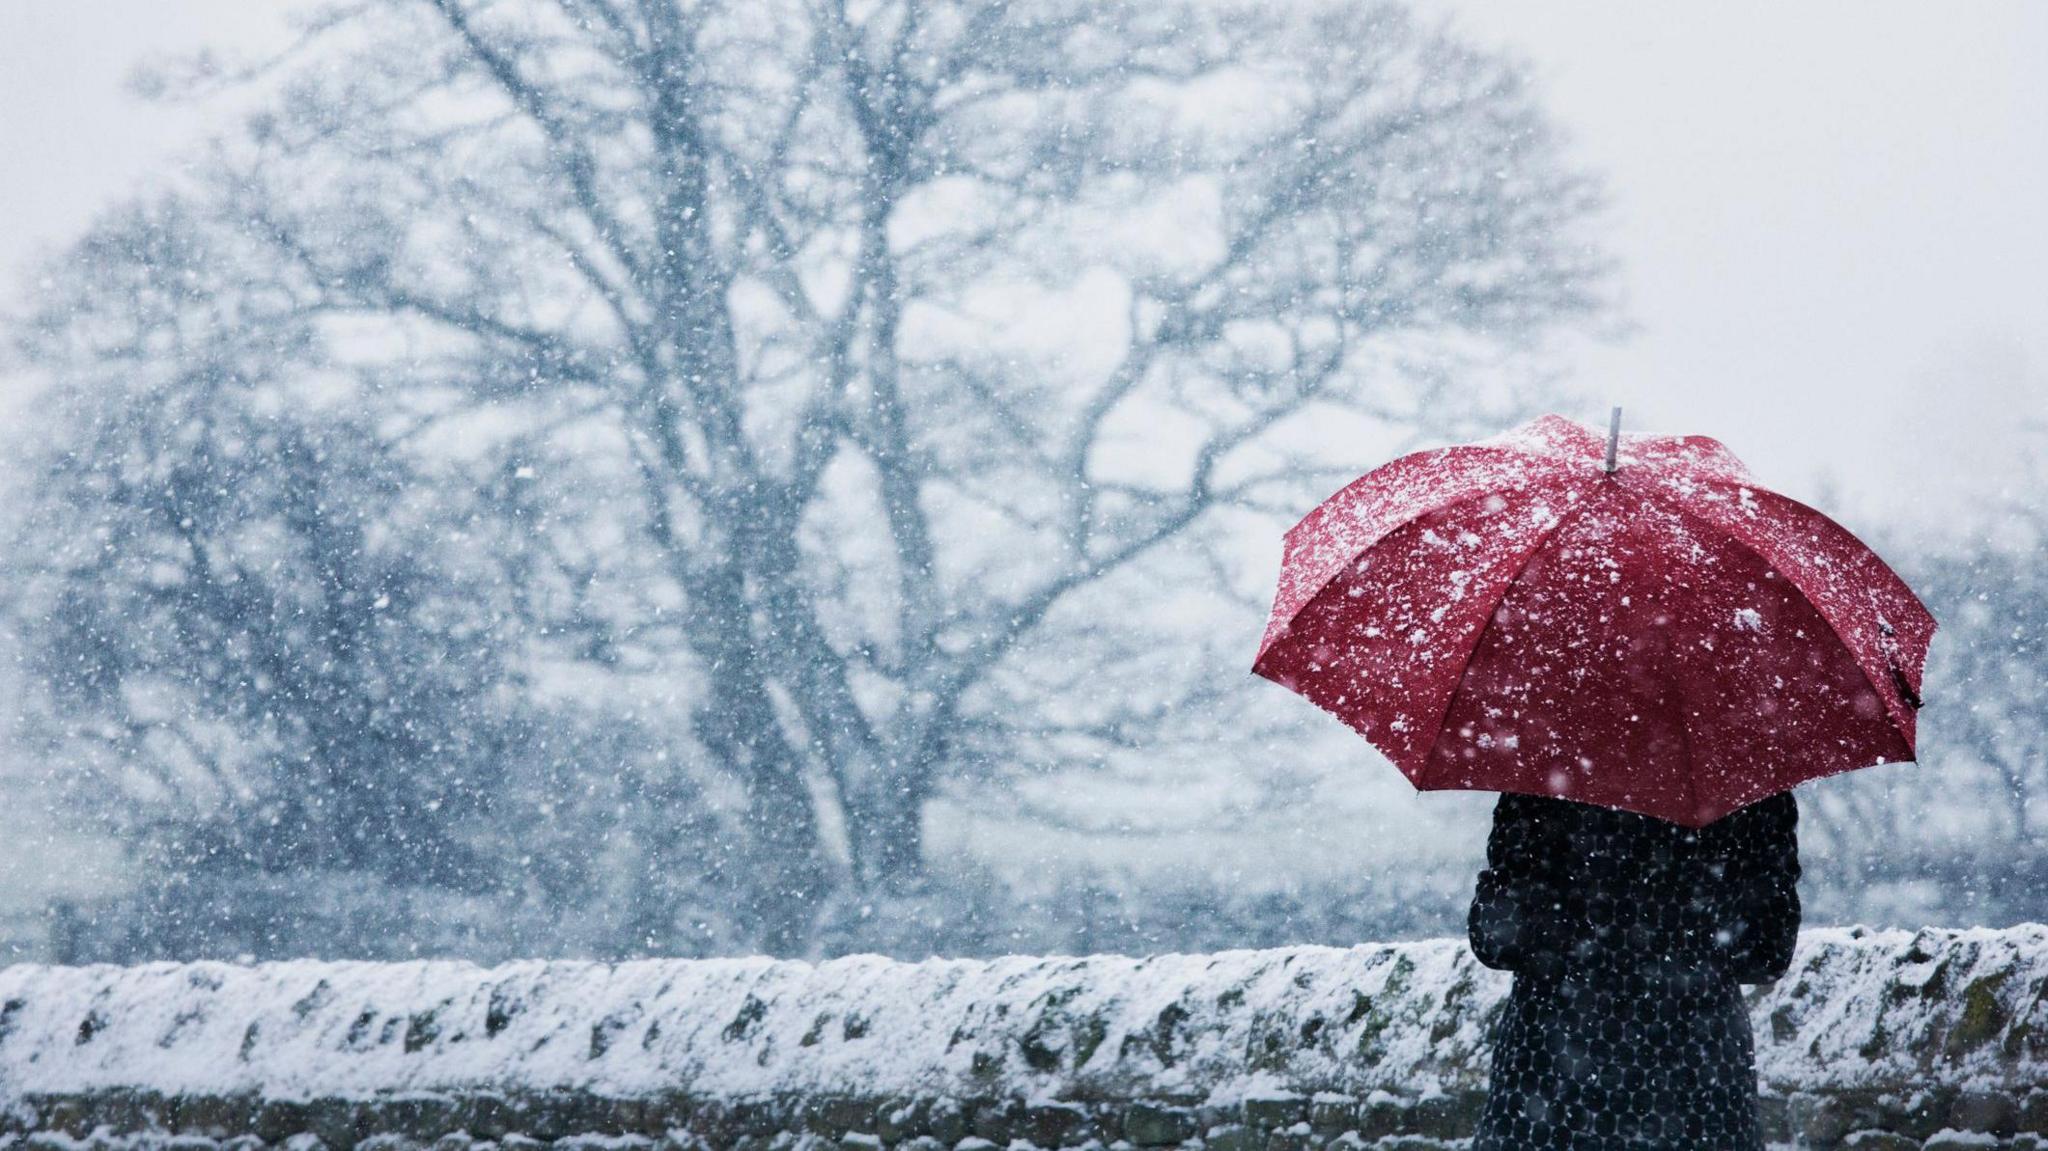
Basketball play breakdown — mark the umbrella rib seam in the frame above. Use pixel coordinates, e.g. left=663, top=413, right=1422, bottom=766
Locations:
left=1416, top=482, right=1605, bottom=790
left=1279, top=444, right=1543, bottom=554
left=1643, top=477, right=1929, bottom=731
left=1630, top=484, right=1919, bottom=755
left=1257, top=481, right=1568, bottom=672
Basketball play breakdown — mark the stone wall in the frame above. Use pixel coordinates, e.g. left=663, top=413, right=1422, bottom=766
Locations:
left=1, top=926, right=2043, bottom=1150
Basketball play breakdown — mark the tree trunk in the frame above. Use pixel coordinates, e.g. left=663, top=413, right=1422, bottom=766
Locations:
left=739, top=758, right=832, bottom=953
left=847, top=775, right=930, bottom=895
left=687, top=559, right=832, bottom=953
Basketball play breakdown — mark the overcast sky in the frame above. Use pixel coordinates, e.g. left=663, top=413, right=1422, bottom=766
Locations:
left=2, top=1, right=2043, bottom=541
left=1433, top=0, right=2048, bottom=542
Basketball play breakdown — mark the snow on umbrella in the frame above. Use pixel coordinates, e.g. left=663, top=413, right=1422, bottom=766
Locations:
left=1251, top=412, right=1936, bottom=826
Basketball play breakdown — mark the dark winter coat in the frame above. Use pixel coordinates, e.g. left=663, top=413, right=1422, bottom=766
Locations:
left=1468, top=790, right=1801, bottom=1151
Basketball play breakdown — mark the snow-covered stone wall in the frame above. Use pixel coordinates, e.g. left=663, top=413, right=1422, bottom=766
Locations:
left=1, top=926, right=2044, bottom=1150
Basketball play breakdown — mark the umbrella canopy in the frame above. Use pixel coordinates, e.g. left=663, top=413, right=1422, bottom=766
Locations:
left=1251, top=413, right=1935, bottom=826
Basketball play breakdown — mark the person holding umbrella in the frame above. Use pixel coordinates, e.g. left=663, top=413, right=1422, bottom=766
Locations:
left=1252, top=411, right=1933, bottom=1151
left=1466, top=772, right=1800, bottom=1147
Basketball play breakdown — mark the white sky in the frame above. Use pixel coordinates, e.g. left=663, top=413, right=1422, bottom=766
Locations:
left=1431, top=0, right=2048, bottom=540
left=1, top=0, right=2043, bottom=537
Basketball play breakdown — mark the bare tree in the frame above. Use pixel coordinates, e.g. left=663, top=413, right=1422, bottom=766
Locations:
left=1794, top=440, right=2048, bottom=928
left=13, top=0, right=1608, bottom=953
left=1, top=205, right=520, bottom=955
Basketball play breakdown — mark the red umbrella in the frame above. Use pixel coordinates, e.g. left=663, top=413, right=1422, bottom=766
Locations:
left=1251, top=412, right=1935, bottom=826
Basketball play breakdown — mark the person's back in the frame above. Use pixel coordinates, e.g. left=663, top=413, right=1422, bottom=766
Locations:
left=1468, top=790, right=1801, bottom=1150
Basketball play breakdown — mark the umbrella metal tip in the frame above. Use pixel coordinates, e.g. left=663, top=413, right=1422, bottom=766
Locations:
left=1604, top=406, right=1622, bottom=474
